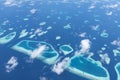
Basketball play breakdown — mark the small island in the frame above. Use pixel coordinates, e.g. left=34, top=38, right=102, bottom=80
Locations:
left=0, top=32, right=16, bottom=44
left=66, top=55, right=110, bottom=80
left=12, top=40, right=59, bottom=64
left=115, top=62, right=120, bottom=80
left=59, top=45, right=73, bottom=55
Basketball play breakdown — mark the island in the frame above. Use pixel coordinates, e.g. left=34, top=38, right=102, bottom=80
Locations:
left=0, top=32, right=16, bottom=44
left=59, top=44, right=73, bottom=55
left=66, top=55, right=110, bottom=80
left=115, top=62, right=120, bottom=80
left=12, top=40, right=59, bottom=64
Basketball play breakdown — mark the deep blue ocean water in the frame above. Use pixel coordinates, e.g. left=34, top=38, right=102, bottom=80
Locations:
left=0, top=0, right=120, bottom=80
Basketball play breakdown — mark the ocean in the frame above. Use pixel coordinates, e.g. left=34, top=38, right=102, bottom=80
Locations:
left=0, top=0, right=120, bottom=80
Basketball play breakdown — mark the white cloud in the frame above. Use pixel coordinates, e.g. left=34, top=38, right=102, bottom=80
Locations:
left=30, top=45, right=46, bottom=59
left=39, top=76, right=47, bottom=80
left=30, top=8, right=37, bottom=14
left=79, top=32, right=86, bottom=38
left=111, top=39, right=120, bottom=48
left=80, top=39, right=91, bottom=53
left=52, top=57, right=70, bottom=75
left=99, top=53, right=110, bottom=64
left=5, top=56, right=18, bottom=72
left=4, top=0, right=23, bottom=7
